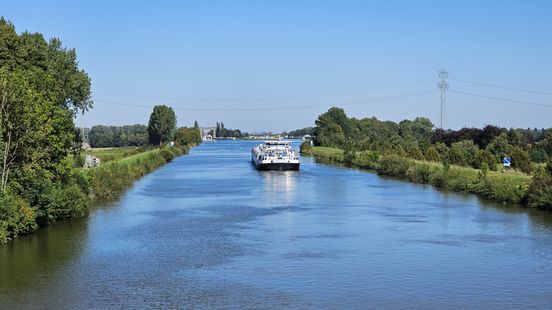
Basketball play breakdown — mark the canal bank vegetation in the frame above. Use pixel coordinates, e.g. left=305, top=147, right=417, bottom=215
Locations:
left=301, top=107, right=552, bottom=209
left=0, top=18, right=93, bottom=244
left=83, top=146, right=188, bottom=201
left=0, top=19, right=198, bottom=244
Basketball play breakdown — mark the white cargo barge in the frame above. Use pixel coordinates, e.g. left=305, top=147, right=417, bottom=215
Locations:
left=251, top=141, right=300, bottom=171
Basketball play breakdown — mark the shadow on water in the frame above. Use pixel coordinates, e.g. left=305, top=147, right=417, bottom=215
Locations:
left=0, top=218, right=88, bottom=290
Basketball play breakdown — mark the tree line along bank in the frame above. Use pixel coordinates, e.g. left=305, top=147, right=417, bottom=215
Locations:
left=302, top=107, right=552, bottom=209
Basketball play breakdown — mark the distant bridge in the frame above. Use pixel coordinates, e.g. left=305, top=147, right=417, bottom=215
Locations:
left=199, top=127, right=216, bottom=138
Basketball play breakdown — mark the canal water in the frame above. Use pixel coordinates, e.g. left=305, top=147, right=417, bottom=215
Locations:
left=1, top=140, right=552, bottom=309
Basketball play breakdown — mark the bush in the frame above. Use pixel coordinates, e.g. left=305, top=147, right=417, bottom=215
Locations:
left=442, top=166, right=480, bottom=193
left=405, top=162, right=434, bottom=183
left=483, top=174, right=528, bottom=204
left=425, top=146, right=441, bottom=162
left=300, top=140, right=313, bottom=154
left=377, top=155, right=412, bottom=177
left=0, top=193, right=38, bottom=244
left=474, top=149, right=497, bottom=171
left=160, top=148, right=176, bottom=162
left=528, top=163, right=552, bottom=209
left=45, top=184, right=88, bottom=220
left=511, top=146, right=532, bottom=174
left=354, top=150, right=379, bottom=169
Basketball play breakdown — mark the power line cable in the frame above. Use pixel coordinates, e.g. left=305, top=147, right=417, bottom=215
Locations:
left=93, top=89, right=435, bottom=112
left=450, top=89, right=552, bottom=109
left=451, top=78, right=552, bottom=96
left=94, top=80, right=432, bottom=102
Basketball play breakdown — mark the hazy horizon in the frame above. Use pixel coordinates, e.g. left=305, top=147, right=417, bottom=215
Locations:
left=2, top=0, right=551, bottom=132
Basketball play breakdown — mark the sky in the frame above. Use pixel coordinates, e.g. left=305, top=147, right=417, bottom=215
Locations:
left=1, top=0, right=551, bottom=132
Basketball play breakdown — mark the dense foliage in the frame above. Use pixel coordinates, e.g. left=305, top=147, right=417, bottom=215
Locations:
left=174, top=127, right=202, bottom=146
left=311, top=107, right=552, bottom=209
left=88, top=124, right=148, bottom=147
left=147, top=105, right=176, bottom=146
left=0, top=18, right=92, bottom=242
left=313, top=107, right=551, bottom=173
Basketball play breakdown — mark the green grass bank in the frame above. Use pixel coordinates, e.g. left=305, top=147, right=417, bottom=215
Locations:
left=302, top=146, right=532, bottom=205
left=81, top=146, right=189, bottom=202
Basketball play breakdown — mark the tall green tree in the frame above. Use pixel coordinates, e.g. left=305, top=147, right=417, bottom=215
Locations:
left=314, top=107, right=350, bottom=148
left=0, top=18, right=91, bottom=192
left=147, top=105, right=176, bottom=146
left=0, top=18, right=92, bottom=241
left=221, top=121, right=227, bottom=137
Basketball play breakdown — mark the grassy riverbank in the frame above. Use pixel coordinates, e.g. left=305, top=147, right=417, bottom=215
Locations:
left=302, top=146, right=532, bottom=205
left=82, top=146, right=189, bottom=201
left=0, top=146, right=189, bottom=244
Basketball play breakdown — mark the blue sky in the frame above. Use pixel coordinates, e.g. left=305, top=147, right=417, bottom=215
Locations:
left=2, top=0, right=551, bottom=131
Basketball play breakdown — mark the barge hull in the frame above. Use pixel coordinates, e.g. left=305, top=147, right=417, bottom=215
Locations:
left=252, top=161, right=300, bottom=171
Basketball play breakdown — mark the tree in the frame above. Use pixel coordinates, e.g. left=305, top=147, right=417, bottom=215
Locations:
left=147, top=105, right=176, bottom=146
left=528, top=158, right=552, bottom=209
left=314, top=107, right=350, bottom=148
left=88, top=124, right=148, bottom=147
left=0, top=18, right=92, bottom=239
left=511, top=146, right=532, bottom=174
left=486, top=132, right=511, bottom=158
left=193, top=120, right=199, bottom=129
left=174, top=127, right=201, bottom=146
left=474, top=149, right=497, bottom=171
left=0, top=19, right=91, bottom=192
left=219, top=121, right=225, bottom=137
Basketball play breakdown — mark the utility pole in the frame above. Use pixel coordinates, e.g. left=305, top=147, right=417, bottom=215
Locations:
left=438, top=69, right=449, bottom=129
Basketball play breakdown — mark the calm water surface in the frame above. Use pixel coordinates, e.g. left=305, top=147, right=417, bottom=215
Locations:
left=2, top=140, right=552, bottom=309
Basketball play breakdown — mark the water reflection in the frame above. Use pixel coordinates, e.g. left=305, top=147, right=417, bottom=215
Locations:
left=0, top=218, right=88, bottom=291
left=261, top=170, right=298, bottom=205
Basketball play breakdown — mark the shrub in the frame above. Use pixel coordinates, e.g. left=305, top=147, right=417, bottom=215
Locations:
left=511, top=146, right=532, bottom=174
left=483, top=174, right=528, bottom=204
left=377, top=155, right=412, bottom=177
left=405, top=143, right=425, bottom=160
left=528, top=164, right=552, bottom=209
left=45, top=184, right=88, bottom=220
left=443, top=166, right=480, bottom=193
left=300, top=140, right=312, bottom=153
left=354, top=150, right=379, bottom=169
left=474, top=149, right=497, bottom=171
left=405, top=162, right=433, bottom=183
left=0, top=193, right=38, bottom=244
left=425, top=146, right=441, bottom=162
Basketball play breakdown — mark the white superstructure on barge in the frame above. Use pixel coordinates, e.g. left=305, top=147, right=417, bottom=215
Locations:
left=251, top=141, right=300, bottom=171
